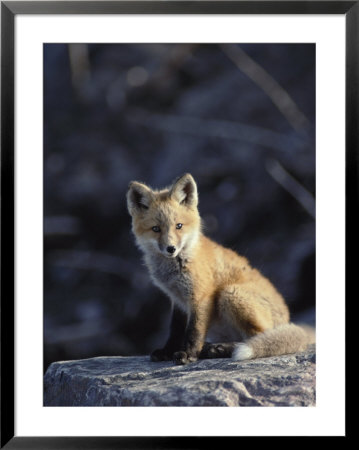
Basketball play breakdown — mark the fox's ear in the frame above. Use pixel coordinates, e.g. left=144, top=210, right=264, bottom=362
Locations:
left=170, top=173, right=198, bottom=208
left=127, top=181, right=153, bottom=215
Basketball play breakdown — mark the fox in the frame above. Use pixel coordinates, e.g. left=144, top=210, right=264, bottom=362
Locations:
left=127, top=173, right=315, bottom=365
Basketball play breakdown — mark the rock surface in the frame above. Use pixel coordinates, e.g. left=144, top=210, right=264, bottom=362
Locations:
left=44, top=345, right=315, bottom=407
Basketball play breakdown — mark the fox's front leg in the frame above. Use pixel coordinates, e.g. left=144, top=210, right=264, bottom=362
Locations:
left=150, top=305, right=187, bottom=362
left=174, top=301, right=212, bottom=365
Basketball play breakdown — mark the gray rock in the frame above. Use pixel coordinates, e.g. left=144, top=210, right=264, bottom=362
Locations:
left=44, top=345, right=315, bottom=407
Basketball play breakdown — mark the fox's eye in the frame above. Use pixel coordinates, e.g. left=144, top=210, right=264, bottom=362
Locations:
left=152, top=226, right=161, bottom=233
left=176, top=223, right=183, bottom=229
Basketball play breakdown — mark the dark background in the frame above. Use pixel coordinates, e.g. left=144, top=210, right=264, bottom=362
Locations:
left=44, top=43, right=315, bottom=372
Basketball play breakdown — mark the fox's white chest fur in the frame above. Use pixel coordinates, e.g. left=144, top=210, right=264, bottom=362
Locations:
left=144, top=253, right=193, bottom=312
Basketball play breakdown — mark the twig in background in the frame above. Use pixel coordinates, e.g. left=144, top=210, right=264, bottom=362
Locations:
left=125, top=44, right=197, bottom=92
left=47, top=250, right=140, bottom=280
left=128, top=108, right=310, bottom=153
left=220, top=44, right=310, bottom=133
left=265, top=158, right=315, bottom=219
left=151, top=44, right=197, bottom=84
left=68, top=44, right=91, bottom=98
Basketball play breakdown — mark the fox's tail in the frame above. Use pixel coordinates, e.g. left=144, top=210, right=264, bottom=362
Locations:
left=232, top=323, right=315, bottom=361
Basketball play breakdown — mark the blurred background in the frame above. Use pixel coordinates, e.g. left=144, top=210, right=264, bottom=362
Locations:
left=44, top=43, right=315, bottom=372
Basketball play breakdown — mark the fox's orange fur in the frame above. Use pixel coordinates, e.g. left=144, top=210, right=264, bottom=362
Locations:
left=127, top=173, right=314, bottom=365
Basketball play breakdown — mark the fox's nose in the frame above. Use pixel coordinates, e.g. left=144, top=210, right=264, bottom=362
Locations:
left=166, top=246, right=176, bottom=255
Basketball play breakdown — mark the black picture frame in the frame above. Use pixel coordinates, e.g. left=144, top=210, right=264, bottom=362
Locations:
left=1, top=1, right=354, bottom=447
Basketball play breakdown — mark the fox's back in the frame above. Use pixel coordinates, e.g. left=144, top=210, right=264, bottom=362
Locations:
left=192, top=235, right=290, bottom=325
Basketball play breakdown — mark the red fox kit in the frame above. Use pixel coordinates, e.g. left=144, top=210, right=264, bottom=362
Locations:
left=127, top=173, right=314, bottom=365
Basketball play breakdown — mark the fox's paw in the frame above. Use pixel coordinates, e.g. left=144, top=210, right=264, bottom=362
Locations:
left=150, top=348, right=173, bottom=362
left=173, top=351, right=198, bottom=365
left=199, top=342, right=235, bottom=359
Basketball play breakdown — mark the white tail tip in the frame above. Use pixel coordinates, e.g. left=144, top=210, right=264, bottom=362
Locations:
left=232, top=343, right=253, bottom=361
